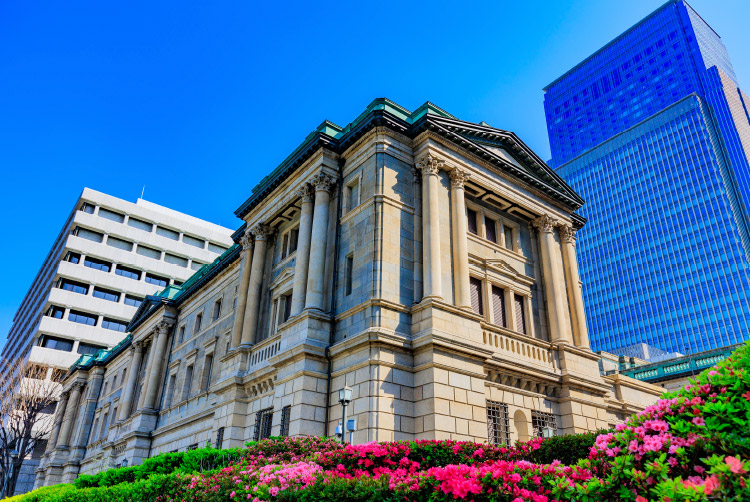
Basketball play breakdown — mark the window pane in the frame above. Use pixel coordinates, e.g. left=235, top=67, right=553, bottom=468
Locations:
left=69, top=310, right=97, bottom=326
left=60, top=279, right=88, bottom=295
left=470, top=277, right=483, bottom=315
left=492, top=286, right=507, bottom=327
left=145, top=273, right=168, bottom=287
left=191, top=261, right=205, bottom=271
left=486, top=401, right=510, bottom=445
left=78, top=342, right=105, bottom=356
left=115, top=265, right=141, bottom=280
left=75, top=227, right=104, bottom=243
left=485, top=217, right=497, bottom=243
left=183, top=234, right=205, bottom=248
left=40, top=335, right=73, bottom=352
left=102, top=318, right=127, bottom=332
left=98, top=208, right=125, bottom=223
left=165, top=253, right=188, bottom=267
left=156, top=226, right=180, bottom=240
left=93, top=287, right=120, bottom=302
left=80, top=202, right=96, bottom=214
left=107, top=236, right=133, bottom=252
left=467, top=209, right=478, bottom=235
left=504, top=227, right=514, bottom=250
left=84, top=257, right=112, bottom=272
left=124, top=295, right=143, bottom=308
left=64, top=252, right=81, bottom=264
left=136, top=244, right=161, bottom=259
left=127, top=217, right=153, bottom=232
left=208, top=243, right=227, bottom=254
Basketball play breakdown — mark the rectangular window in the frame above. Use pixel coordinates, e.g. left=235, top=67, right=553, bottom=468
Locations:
left=485, top=216, right=497, bottom=244
left=491, top=286, right=507, bottom=328
left=64, top=252, right=81, bottom=264
left=165, top=253, right=188, bottom=267
left=102, top=317, right=127, bottom=332
left=124, top=295, right=143, bottom=308
left=69, top=310, right=97, bottom=326
left=216, top=427, right=225, bottom=449
left=84, top=257, right=112, bottom=273
left=531, top=411, right=557, bottom=438
left=77, top=342, right=105, bottom=356
left=253, top=408, right=274, bottom=441
left=156, top=226, right=180, bottom=240
left=39, top=335, right=73, bottom=352
left=504, top=226, right=514, bottom=251
left=191, top=261, right=206, bottom=271
left=183, top=234, right=205, bottom=248
left=514, top=294, right=526, bottom=334
left=165, top=374, right=177, bottom=408
left=115, top=265, right=141, bottom=280
left=208, top=243, right=227, bottom=254
left=486, top=401, right=511, bottom=446
left=469, top=277, right=483, bottom=316
left=47, top=306, right=65, bottom=319
left=93, top=287, right=120, bottom=302
left=212, top=300, right=222, bottom=321
left=127, top=217, right=153, bottom=232
left=145, top=273, right=168, bottom=287
left=202, top=355, right=214, bottom=392
left=467, top=209, right=478, bottom=235
left=282, top=292, right=292, bottom=324
left=106, top=236, right=133, bottom=252
left=136, top=244, right=161, bottom=259
left=280, top=405, right=291, bottom=437
left=345, top=179, right=359, bottom=213
left=99, top=413, right=109, bottom=438
left=178, top=325, right=186, bottom=344
left=182, top=365, right=194, bottom=401
left=60, top=279, right=88, bottom=295
left=98, top=208, right=125, bottom=223
left=345, top=254, right=354, bottom=296
left=74, top=227, right=104, bottom=243
left=194, top=313, right=203, bottom=334
left=80, top=202, right=96, bottom=214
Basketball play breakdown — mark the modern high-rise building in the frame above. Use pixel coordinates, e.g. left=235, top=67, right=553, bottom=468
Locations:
left=3, top=188, right=233, bottom=494
left=543, top=0, right=750, bottom=355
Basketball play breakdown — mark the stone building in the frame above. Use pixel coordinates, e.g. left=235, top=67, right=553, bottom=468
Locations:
left=35, top=99, right=662, bottom=487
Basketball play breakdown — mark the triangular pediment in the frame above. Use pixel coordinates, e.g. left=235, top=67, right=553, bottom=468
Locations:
left=269, top=265, right=295, bottom=290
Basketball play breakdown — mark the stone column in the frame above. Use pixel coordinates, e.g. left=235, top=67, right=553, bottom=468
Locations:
left=304, top=173, right=336, bottom=312
left=290, top=184, right=314, bottom=316
left=230, top=232, right=254, bottom=348
left=416, top=154, right=444, bottom=299
left=47, top=391, right=69, bottom=451
left=560, top=225, right=590, bottom=348
left=240, top=224, right=273, bottom=345
left=532, top=215, right=571, bottom=343
left=57, top=383, right=84, bottom=448
left=136, top=341, right=154, bottom=409
left=143, top=321, right=173, bottom=410
left=412, top=167, right=423, bottom=303
left=71, top=367, right=105, bottom=456
left=449, top=167, right=471, bottom=309
left=118, top=342, right=145, bottom=420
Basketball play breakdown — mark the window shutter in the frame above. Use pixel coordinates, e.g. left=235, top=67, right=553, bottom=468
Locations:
left=514, top=294, right=526, bottom=334
left=469, top=277, right=483, bottom=315
left=467, top=209, right=478, bottom=235
left=485, top=216, right=497, bottom=243
left=492, top=286, right=507, bottom=327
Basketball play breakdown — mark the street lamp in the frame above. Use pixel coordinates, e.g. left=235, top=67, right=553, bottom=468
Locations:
left=338, top=386, right=352, bottom=444
left=541, top=427, right=555, bottom=439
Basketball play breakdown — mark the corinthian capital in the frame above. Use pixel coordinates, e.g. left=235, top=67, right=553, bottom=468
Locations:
left=250, top=223, right=274, bottom=241
left=296, top=183, right=314, bottom=203
left=559, top=224, right=577, bottom=243
left=415, top=154, right=444, bottom=176
left=310, top=173, right=335, bottom=193
left=239, top=231, right=253, bottom=251
left=157, top=320, right=174, bottom=333
left=531, top=214, right=558, bottom=233
left=449, top=167, right=470, bottom=188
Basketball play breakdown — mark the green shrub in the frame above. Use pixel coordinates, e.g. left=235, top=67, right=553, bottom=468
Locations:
left=522, top=429, right=606, bottom=465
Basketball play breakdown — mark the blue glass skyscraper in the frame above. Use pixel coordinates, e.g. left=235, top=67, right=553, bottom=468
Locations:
left=544, top=0, right=750, bottom=355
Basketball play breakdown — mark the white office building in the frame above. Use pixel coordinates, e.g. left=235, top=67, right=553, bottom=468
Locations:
left=3, top=188, right=233, bottom=494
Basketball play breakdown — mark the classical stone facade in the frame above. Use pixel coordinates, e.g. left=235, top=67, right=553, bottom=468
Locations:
left=35, top=99, right=662, bottom=488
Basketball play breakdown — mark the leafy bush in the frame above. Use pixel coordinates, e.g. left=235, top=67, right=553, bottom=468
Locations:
left=522, top=430, right=605, bottom=466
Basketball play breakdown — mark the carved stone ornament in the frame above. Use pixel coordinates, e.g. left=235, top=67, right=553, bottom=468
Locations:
left=72, top=381, right=86, bottom=391
left=531, top=214, right=558, bottom=233
left=415, top=153, right=444, bottom=176
left=250, top=223, right=274, bottom=241
left=310, top=172, right=335, bottom=193
left=449, top=167, right=470, bottom=188
left=239, top=231, right=253, bottom=251
left=559, top=224, right=577, bottom=243
left=296, top=183, right=314, bottom=203
left=157, top=320, right=174, bottom=333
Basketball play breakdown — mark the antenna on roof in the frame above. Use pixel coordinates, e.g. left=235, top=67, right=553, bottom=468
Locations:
left=141, top=185, right=146, bottom=200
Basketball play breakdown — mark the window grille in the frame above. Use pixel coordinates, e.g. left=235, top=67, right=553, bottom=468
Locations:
left=280, top=406, right=291, bottom=437
left=531, top=411, right=557, bottom=438
left=486, top=401, right=510, bottom=446
left=254, top=408, right=274, bottom=441
left=216, top=427, right=225, bottom=449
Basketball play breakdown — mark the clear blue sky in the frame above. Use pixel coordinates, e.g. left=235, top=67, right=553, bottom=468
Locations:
left=1, top=0, right=748, bottom=340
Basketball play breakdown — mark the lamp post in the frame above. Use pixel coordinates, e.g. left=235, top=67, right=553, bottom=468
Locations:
left=338, top=386, right=352, bottom=444
left=541, top=426, right=555, bottom=439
